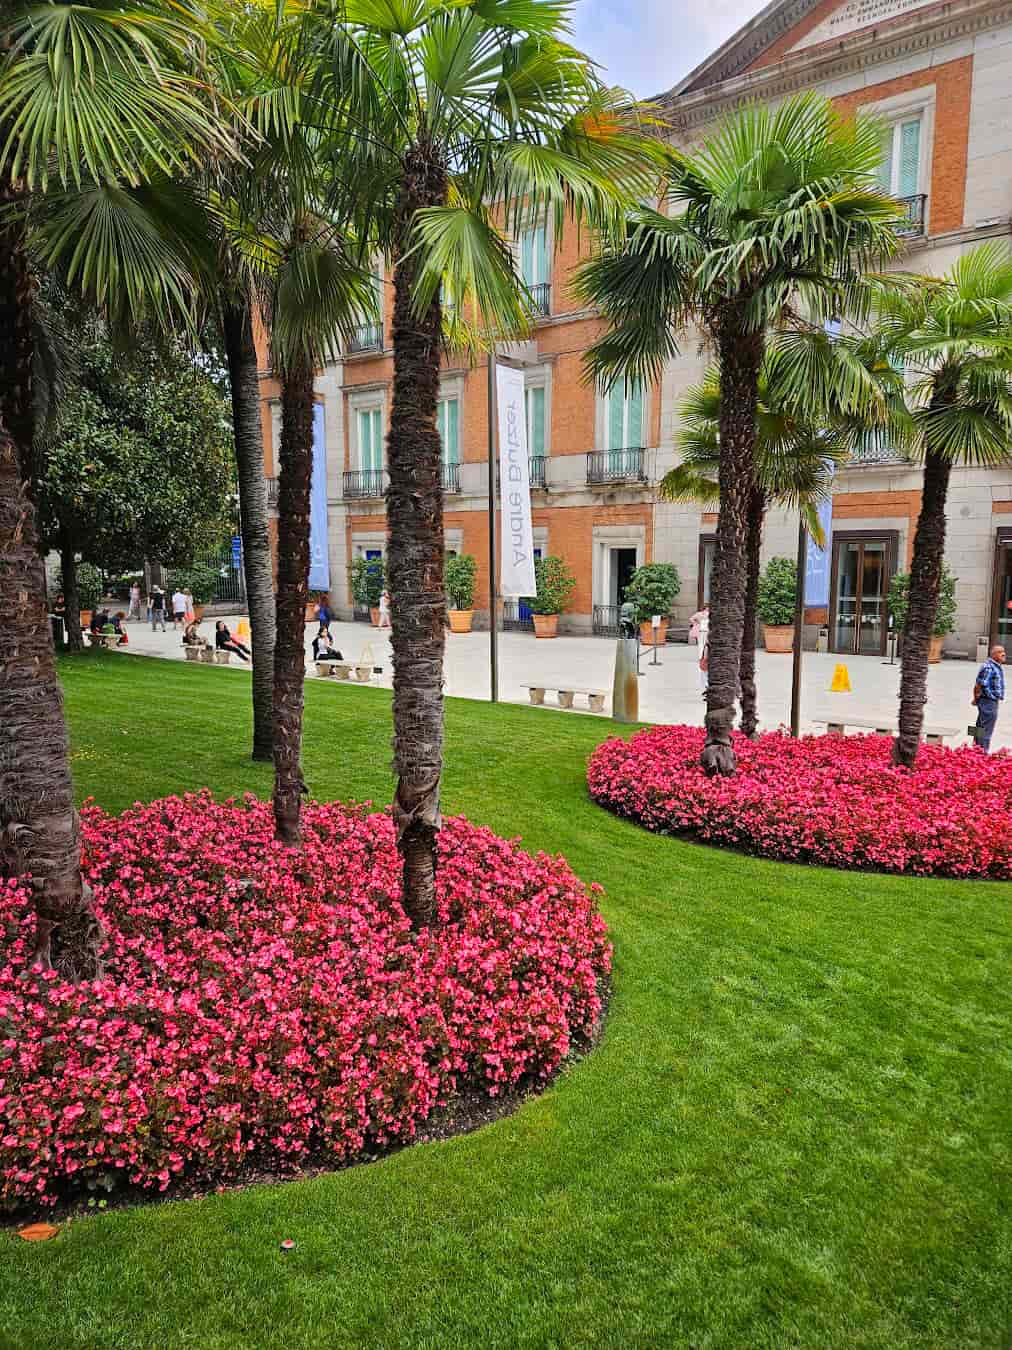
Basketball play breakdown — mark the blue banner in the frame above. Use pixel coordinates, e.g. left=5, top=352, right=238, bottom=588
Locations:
left=230, top=535, right=242, bottom=570
left=309, top=403, right=330, bottom=592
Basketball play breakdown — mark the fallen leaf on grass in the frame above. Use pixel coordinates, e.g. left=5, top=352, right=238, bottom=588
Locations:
left=18, top=1223, right=59, bottom=1242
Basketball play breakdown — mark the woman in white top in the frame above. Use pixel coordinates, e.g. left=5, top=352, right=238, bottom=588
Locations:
left=697, top=612, right=710, bottom=696
left=378, top=589, right=391, bottom=628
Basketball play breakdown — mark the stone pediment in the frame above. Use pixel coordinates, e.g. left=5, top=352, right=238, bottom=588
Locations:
left=790, top=0, right=939, bottom=50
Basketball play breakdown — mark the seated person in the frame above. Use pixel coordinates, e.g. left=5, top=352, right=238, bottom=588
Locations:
left=182, top=620, right=205, bottom=648
left=313, top=625, right=343, bottom=661
left=111, top=611, right=129, bottom=644
left=215, top=621, right=251, bottom=662
left=90, top=609, right=109, bottom=635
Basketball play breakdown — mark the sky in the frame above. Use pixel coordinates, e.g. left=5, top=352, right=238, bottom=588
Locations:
left=570, top=0, right=763, bottom=97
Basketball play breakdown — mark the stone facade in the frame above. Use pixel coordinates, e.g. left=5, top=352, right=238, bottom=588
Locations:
left=259, top=0, right=1012, bottom=655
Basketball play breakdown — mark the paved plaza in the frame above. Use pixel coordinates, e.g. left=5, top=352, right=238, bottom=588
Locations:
left=105, top=614, right=1003, bottom=749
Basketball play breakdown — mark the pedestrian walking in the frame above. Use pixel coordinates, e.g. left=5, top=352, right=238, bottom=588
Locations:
left=150, top=587, right=167, bottom=632
left=184, top=589, right=195, bottom=623
left=972, top=644, right=1006, bottom=752
left=127, top=581, right=142, bottom=622
left=171, top=587, right=187, bottom=628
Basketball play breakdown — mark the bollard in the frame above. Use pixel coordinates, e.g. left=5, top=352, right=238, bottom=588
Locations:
left=612, top=637, right=639, bottom=723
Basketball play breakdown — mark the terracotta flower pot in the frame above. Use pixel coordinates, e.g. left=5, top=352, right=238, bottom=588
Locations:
left=533, top=613, right=559, bottom=639
left=448, top=609, right=473, bottom=634
left=369, top=607, right=380, bottom=626
left=928, top=634, right=944, bottom=664
left=193, top=605, right=205, bottom=622
left=639, top=619, right=668, bottom=647
left=763, top=623, right=794, bottom=653
left=80, top=610, right=92, bottom=629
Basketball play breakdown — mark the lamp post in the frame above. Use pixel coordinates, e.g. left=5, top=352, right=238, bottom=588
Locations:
left=790, top=514, right=807, bottom=737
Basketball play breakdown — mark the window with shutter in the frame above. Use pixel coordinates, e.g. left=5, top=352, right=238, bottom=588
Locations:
left=357, top=408, right=383, bottom=471
left=525, top=386, right=546, bottom=457
left=519, top=225, right=548, bottom=286
left=897, top=119, right=920, bottom=198
left=437, top=398, right=460, bottom=464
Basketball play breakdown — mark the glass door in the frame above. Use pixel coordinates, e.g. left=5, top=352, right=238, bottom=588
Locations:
left=831, top=536, right=893, bottom=655
left=991, top=533, right=1012, bottom=646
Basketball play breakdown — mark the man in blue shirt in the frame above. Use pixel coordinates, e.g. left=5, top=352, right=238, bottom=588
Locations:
left=972, top=644, right=1006, bottom=751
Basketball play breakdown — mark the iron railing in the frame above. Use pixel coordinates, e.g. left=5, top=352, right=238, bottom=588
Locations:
left=343, top=469, right=387, bottom=498
left=592, top=605, right=621, bottom=637
left=587, top=448, right=647, bottom=485
left=265, top=476, right=279, bottom=509
left=896, top=193, right=927, bottom=238
left=529, top=455, right=547, bottom=488
left=441, top=462, right=460, bottom=494
left=849, top=432, right=910, bottom=466
left=502, top=600, right=534, bottom=633
left=529, top=282, right=551, bottom=317
left=347, top=322, right=383, bottom=354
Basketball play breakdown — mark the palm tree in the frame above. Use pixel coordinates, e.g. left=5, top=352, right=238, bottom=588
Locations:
left=576, top=93, right=901, bottom=776
left=311, top=1, right=660, bottom=923
left=0, top=0, right=236, bottom=975
left=830, top=246, right=1012, bottom=766
left=662, top=362, right=843, bottom=736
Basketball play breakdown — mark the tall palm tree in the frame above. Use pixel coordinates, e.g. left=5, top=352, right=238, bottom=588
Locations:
left=828, top=245, right=1012, bottom=766
left=0, top=0, right=236, bottom=975
left=662, top=362, right=843, bottom=737
left=311, top=0, right=660, bottom=923
left=576, top=93, right=901, bottom=777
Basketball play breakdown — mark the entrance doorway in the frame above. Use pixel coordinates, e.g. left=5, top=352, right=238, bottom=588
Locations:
left=990, top=528, right=1012, bottom=646
left=829, top=532, right=897, bottom=655
left=609, top=547, right=638, bottom=608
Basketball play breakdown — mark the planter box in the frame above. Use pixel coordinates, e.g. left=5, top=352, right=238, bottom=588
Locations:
left=639, top=619, right=668, bottom=647
left=448, top=609, right=473, bottom=634
left=763, top=624, right=794, bottom=653
left=533, top=614, right=559, bottom=639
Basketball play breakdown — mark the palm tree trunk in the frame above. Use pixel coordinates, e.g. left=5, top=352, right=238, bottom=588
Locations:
left=894, top=447, right=951, bottom=768
left=702, top=323, right=764, bottom=776
left=0, top=178, right=35, bottom=481
left=60, top=544, right=84, bottom=651
left=0, top=416, right=101, bottom=977
left=272, top=356, right=315, bottom=845
left=223, top=298, right=276, bottom=763
left=388, top=144, right=448, bottom=928
left=739, top=486, right=764, bottom=739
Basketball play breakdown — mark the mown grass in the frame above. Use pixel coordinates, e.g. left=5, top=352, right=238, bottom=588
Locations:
left=2, top=651, right=1009, bottom=1349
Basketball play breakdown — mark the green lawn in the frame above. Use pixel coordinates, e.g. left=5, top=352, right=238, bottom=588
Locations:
left=3, top=652, right=1009, bottom=1349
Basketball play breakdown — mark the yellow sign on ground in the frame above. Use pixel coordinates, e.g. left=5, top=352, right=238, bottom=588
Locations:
left=830, top=663, right=851, bottom=693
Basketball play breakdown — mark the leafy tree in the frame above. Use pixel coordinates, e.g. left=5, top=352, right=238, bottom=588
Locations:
left=444, top=554, right=477, bottom=611
left=577, top=92, right=901, bottom=776
left=0, top=0, right=238, bottom=977
left=888, top=565, right=958, bottom=638
left=312, top=0, right=659, bottom=923
left=624, top=563, right=680, bottom=623
left=756, top=556, right=797, bottom=627
left=36, top=308, right=234, bottom=648
left=526, top=555, right=576, bottom=616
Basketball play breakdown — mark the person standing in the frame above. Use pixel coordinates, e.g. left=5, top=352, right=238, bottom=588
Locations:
left=378, top=589, right=391, bottom=629
left=171, top=586, right=187, bottom=628
left=151, top=586, right=167, bottom=632
left=183, top=589, right=195, bottom=623
left=972, top=644, right=1006, bottom=752
left=697, top=609, right=710, bottom=699
left=127, top=581, right=142, bottom=622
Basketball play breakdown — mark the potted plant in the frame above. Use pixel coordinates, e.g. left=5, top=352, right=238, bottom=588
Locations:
left=525, top=555, right=576, bottom=638
left=445, top=553, right=478, bottom=633
left=171, top=563, right=219, bottom=621
left=757, top=556, right=797, bottom=652
left=351, top=557, right=385, bottom=624
left=624, top=562, right=680, bottom=646
left=888, top=565, right=957, bottom=663
left=75, top=563, right=103, bottom=629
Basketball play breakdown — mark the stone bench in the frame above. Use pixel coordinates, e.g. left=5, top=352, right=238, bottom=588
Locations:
left=522, top=684, right=607, bottom=714
left=213, top=649, right=231, bottom=666
left=184, top=645, right=214, bottom=663
left=316, top=661, right=382, bottom=683
left=813, top=717, right=960, bottom=745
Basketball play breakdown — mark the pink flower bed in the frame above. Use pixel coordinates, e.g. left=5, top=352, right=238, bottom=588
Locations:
left=0, top=794, right=609, bottom=1210
left=588, top=726, right=1012, bottom=879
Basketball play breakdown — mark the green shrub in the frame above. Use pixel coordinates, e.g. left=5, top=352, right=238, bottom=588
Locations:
left=57, top=563, right=104, bottom=611
left=888, top=565, right=957, bottom=636
left=445, top=554, right=477, bottom=610
left=526, top=555, right=576, bottom=616
left=169, top=563, right=220, bottom=606
left=351, top=556, right=385, bottom=606
left=624, top=563, right=680, bottom=623
left=756, top=556, right=797, bottom=626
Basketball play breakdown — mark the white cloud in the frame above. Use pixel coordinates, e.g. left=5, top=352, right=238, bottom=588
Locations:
left=570, top=0, right=762, bottom=97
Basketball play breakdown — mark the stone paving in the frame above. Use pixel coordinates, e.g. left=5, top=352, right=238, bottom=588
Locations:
left=101, top=612, right=1005, bottom=749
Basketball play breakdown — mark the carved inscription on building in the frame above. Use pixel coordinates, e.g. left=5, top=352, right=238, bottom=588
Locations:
left=791, top=0, right=935, bottom=50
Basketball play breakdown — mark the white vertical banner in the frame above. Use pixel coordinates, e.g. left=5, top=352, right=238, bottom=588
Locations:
left=496, top=362, right=537, bottom=598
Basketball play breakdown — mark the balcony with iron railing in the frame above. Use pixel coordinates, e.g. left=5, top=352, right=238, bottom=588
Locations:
left=529, top=455, right=547, bottom=489
left=896, top=194, right=927, bottom=239
left=528, top=282, right=551, bottom=318
left=347, top=322, right=383, bottom=355
left=265, top=476, right=279, bottom=509
left=848, top=431, right=911, bottom=467
left=441, top=462, right=460, bottom=494
left=586, top=448, right=648, bottom=486
left=343, top=468, right=387, bottom=498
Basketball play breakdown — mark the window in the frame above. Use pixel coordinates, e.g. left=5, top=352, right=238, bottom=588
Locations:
left=525, top=385, right=546, bottom=457
left=877, top=117, right=921, bottom=198
left=437, top=396, right=460, bottom=465
left=606, top=380, right=643, bottom=450
left=519, top=224, right=549, bottom=287
left=357, top=407, right=383, bottom=471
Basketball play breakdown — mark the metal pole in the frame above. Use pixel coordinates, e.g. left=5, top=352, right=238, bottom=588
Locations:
left=790, top=514, right=807, bottom=737
left=487, top=352, right=498, bottom=703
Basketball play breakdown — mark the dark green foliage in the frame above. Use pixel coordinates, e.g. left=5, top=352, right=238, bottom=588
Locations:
left=756, top=556, right=797, bottom=626
left=35, top=308, right=234, bottom=573
left=624, top=562, right=680, bottom=623
left=526, top=555, right=576, bottom=615
left=888, top=565, right=958, bottom=637
left=351, top=556, right=385, bottom=607
left=168, top=562, right=220, bottom=606
left=445, top=553, right=477, bottom=610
